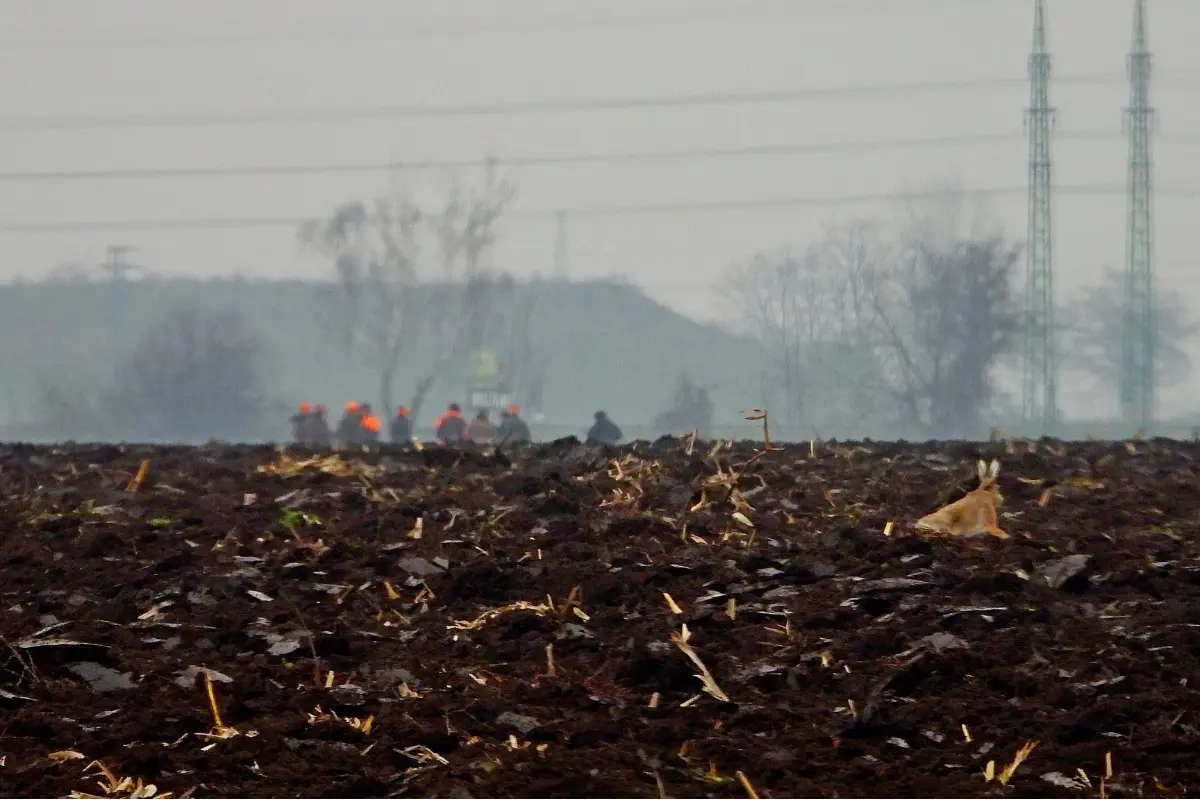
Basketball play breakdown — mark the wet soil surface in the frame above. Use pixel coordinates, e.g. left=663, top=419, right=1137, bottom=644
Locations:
left=2, top=438, right=1200, bottom=798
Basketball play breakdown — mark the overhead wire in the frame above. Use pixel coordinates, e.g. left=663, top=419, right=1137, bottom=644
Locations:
left=0, top=129, right=1159, bottom=182
left=0, top=1, right=1016, bottom=48
left=6, top=1, right=1194, bottom=298
left=1, top=184, right=1196, bottom=235
left=2, top=10, right=1195, bottom=241
left=3, top=73, right=1199, bottom=132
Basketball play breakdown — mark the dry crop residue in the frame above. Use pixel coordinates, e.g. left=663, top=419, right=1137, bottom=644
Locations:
left=1, top=438, right=1197, bottom=798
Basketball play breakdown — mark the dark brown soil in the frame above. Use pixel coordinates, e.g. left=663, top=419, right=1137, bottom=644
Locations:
left=2, top=438, right=1199, bottom=798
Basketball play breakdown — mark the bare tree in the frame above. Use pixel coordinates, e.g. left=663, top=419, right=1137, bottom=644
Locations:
left=417, top=157, right=517, bottom=419
left=298, top=184, right=422, bottom=419
left=869, top=193, right=1022, bottom=436
left=496, top=284, right=541, bottom=410
left=722, top=185, right=1020, bottom=438
left=651, top=375, right=714, bottom=438
left=300, top=158, right=515, bottom=425
left=718, top=219, right=888, bottom=433
left=1061, top=267, right=1198, bottom=400
left=803, top=219, right=891, bottom=427
left=107, top=303, right=273, bottom=441
left=719, top=248, right=808, bottom=424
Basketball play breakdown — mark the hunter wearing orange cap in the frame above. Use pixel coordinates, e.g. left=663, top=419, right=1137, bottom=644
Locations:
left=336, top=401, right=364, bottom=444
left=310, top=404, right=331, bottom=446
left=390, top=406, right=412, bottom=444
left=290, top=402, right=315, bottom=444
left=433, top=403, right=466, bottom=444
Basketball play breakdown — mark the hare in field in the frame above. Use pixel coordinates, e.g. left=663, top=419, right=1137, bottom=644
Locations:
left=914, top=458, right=1009, bottom=539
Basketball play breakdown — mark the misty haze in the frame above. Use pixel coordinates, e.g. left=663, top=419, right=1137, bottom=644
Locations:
left=9, top=5, right=1200, bottom=799
left=1, top=0, right=1197, bottom=443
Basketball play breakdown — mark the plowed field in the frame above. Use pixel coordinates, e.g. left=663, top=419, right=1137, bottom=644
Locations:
left=2, top=439, right=1199, bottom=798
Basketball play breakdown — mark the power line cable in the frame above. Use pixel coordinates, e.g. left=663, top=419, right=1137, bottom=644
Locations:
left=1, top=183, right=1195, bottom=234
left=0, top=1, right=1010, bottom=47
left=1, top=74, right=1194, bottom=132
left=635, top=264, right=1200, bottom=292
left=0, top=130, right=1146, bottom=183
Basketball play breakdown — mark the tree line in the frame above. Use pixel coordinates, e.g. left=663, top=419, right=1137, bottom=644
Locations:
left=718, top=184, right=1197, bottom=439
left=26, top=168, right=1195, bottom=443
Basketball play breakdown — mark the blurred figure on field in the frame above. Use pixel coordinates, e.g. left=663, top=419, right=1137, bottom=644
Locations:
left=358, top=403, right=382, bottom=443
left=290, top=402, right=313, bottom=443
left=498, top=405, right=531, bottom=443
left=337, top=401, right=363, bottom=445
left=467, top=408, right=498, bottom=444
left=310, top=404, right=332, bottom=446
left=586, top=410, right=623, bottom=445
left=390, top=406, right=412, bottom=444
left=434, top=403, right=466, bottom=444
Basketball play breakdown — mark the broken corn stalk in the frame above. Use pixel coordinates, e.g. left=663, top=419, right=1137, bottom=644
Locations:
left=663, top=592, right=684, bottom=614
left=736, top=770, right=760, bottom=799
left=998, top=740, right=1039, bottom=785
left=670, top=626, right=730, bottom=703
left=125, top=459, right=150, bottom=493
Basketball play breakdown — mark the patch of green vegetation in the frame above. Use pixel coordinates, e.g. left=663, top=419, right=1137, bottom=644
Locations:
left=279, top=507, right=322, bottom=533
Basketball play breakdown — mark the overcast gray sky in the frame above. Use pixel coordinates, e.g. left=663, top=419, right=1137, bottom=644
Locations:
left=2, top=0, right=1198, bottom=364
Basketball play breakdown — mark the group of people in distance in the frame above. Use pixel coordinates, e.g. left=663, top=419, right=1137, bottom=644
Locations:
left=426, top=403, right=530, bottom=445
left=289, top=401, right=624, bottom=447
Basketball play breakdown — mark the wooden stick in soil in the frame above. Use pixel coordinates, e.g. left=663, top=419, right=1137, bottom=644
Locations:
left=282, top=594, right=322, bottom=687
left=0, top=635, right=46, bottom=689
left=203, top=670, right=227, bottom=731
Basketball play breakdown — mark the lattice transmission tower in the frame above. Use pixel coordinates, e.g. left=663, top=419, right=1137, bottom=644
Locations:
left=98, top=244, right=142, bottom=363
left=1119, top=0, right=1156, bottom=426
left=1021, top=0, right=1057, bottom=432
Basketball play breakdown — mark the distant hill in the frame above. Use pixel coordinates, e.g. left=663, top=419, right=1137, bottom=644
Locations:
left=0, top=276, right=770, bottom=439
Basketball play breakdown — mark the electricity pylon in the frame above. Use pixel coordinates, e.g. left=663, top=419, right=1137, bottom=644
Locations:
left=1119, top=0, right=1156, bottom=426
left=1021, top=0, right=1058, bottom=432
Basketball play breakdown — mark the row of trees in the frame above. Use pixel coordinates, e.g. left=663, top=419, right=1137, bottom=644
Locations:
left=29, top=171, right=1190, bottom=443
left=34, top=304, right=276, bottom=442
left=720, top=186, right=1196, bottom=438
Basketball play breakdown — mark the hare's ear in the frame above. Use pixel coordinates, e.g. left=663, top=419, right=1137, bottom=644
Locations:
left=977, top=460, right=987, bottom=480
left=988, top=459, right=1000, bottom=479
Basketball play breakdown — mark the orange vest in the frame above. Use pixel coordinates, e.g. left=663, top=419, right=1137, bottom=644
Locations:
left=434, top=409, right=462, bottom=429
